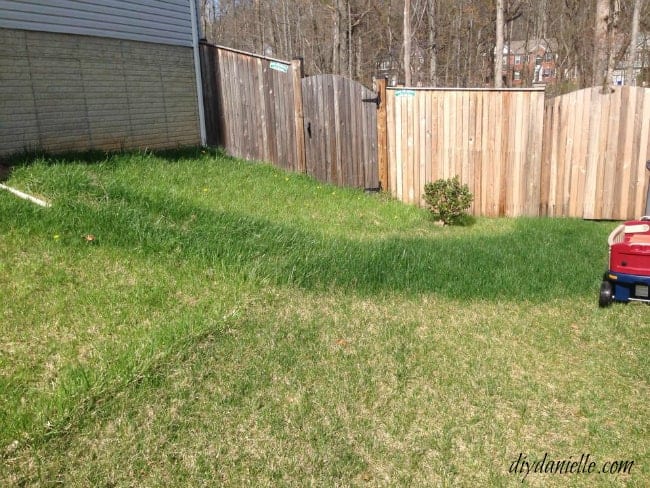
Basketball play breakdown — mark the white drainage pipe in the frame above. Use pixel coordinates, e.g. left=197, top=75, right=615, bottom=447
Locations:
left=0, top=183, right=51, bottom=207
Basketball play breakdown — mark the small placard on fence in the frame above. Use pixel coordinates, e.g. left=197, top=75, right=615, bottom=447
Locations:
left=269, top=61, right=289, bottom=73
left=394, top=89, right=416, bottom=98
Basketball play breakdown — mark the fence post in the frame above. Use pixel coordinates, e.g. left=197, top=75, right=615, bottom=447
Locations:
left=199, top=41, right=215, bottom=146
left=291, top=57, right=307, bottom=174
left=375, top=77, right=389, bottom=191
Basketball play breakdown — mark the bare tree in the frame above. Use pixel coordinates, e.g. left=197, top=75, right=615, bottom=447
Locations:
left=495, top=0, right=504, bottom=87
left=626, top=0, right=643, bottom=85
left=427, top=0, right=438, bottom=85
left=593, top=0, right=610, bottom=87
left=404, top=0, right=412, bottom=85
left=201, top=0, right=650, bottom=91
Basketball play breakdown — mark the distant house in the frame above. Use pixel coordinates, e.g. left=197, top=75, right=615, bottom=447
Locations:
left=0, top=0, right=206, bottom=157
left=612, top=33, right=650, bottom=86
left=502, top=39, right=559, bottom=88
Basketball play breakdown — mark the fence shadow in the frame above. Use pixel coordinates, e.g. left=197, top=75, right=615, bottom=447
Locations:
left=2, top=180, right=608, bottom=303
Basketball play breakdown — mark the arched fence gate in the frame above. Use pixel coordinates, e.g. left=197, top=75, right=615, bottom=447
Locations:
left=199, top=42, right=382, bottom=191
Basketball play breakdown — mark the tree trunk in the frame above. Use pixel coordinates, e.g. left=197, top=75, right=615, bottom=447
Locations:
left=428, top=0, right=437, bottom=86
left=356, top=35, right=362, bottom=79
left=404, top=0, right=412, bottom=86
left=332, top=0, right=341, bottom=74
left=255, top=0, right=264, bottom=54
left=347, top=0, right=353, bottom=78
left=495, top=0, right=504, bottom=88
left=593, top=0, right=610, bottom=87
left=626, top=0, right=642, bottom=86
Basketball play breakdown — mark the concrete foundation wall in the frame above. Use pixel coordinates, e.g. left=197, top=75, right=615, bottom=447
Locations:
left=0, top=28, right=201, bottom=156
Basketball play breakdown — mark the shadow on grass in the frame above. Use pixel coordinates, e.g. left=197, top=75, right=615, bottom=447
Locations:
left=0, top=146, right=227, bottom=168
left=1, top=179, right=608, bottom=303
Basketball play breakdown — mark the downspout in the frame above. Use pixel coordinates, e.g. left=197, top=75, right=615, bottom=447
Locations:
left=189, top=0, right=207, bottom=146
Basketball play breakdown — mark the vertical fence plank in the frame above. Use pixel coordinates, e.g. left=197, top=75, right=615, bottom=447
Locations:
left=635, top=90, right=650, bottom=216
left=575, top=87, right=592, bottom=217
left=499, top=92, right=510, bottom=216
left=396, top=93, right=404, bottom=201
left=480, top=92, right=490, bottom=216
left=418, top=90, right=427, bottom=205
left=613, top=88, right=630, bottom=219
left=620, top=87, right=636, bottom=219
left=583, top=87, right=602, bottom=219
left=469, top=92, right=479, bottom=215
left=602, top=89, right=621, bottom=218
left=594, top=89, right=611, bottom=219
left=387, top=89, right=397, bottom=194
left=530, top=91, right=545, bottom=216
left=424, top=91, right=433, bottom=198
left=539, top=95, right=552, bottom=215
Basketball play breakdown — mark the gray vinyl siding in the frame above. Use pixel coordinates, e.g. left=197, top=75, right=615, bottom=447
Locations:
left=0, top=0, right=193, bottom=47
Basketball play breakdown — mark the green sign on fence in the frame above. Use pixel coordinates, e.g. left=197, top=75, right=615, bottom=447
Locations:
left=269, top=61, right=289, bottom=73
left=395, top=90, right=416, bottom=98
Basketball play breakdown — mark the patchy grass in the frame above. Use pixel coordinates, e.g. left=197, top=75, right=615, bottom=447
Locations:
left=0, top=148, right=648, bottom=487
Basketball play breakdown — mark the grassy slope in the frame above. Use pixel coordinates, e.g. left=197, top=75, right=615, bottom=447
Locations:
left=0, top=149, right=648, bottom=487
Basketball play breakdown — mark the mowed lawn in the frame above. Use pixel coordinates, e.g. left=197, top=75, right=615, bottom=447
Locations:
left=0, top=148, right=647, bottom=487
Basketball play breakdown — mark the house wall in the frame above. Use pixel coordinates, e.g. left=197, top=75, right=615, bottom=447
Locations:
left=0, top=0, right=193, bottom=47
left=0, top=1, right=201, bottom=156
left=506, top=48, right=558, bottom=88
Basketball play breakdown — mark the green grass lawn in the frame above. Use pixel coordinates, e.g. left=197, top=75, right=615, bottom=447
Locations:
left=0, top=148, right=648, bottom=487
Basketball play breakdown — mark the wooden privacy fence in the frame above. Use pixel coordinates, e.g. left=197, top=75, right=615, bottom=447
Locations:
left=199, top=42, right=303, bottom=174
left=302, top=74, right=378, bottom=188
left=200, top=43, right=379, bottom=189
left=200, top=42, right=650, bottom=220
left=387, top=85, right=650, bottom=219
left=387, top=87, right=546, bottom=217
left=542, top=86, right=650, bottom=220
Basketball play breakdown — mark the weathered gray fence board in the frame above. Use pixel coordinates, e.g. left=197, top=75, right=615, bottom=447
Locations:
left=200, top=44, right=298, bottom=171
left=301, top=74, right=379, bottom=188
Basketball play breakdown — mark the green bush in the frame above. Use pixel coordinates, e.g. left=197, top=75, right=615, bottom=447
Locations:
left=423, top=176, right=473, bottom=225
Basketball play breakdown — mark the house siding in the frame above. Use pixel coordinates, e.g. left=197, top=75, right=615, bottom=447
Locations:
left=0, top=0, right=201, bottom=156
left=0, top=0, right=193, bottom=47
left=0, top=29, right=200, bottom=155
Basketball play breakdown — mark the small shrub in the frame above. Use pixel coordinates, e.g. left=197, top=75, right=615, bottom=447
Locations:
left=423, top=176, right=473, bottom=225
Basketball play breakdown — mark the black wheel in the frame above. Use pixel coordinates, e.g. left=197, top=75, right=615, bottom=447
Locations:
left=599, top=280, right=613, bottom=307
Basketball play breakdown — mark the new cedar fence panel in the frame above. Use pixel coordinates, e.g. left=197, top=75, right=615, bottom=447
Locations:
left=386, top=86, right=649, bottom=219
left=541, top=87, right=650, bottom=220
left=386, top=88, right=546, bottom=217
